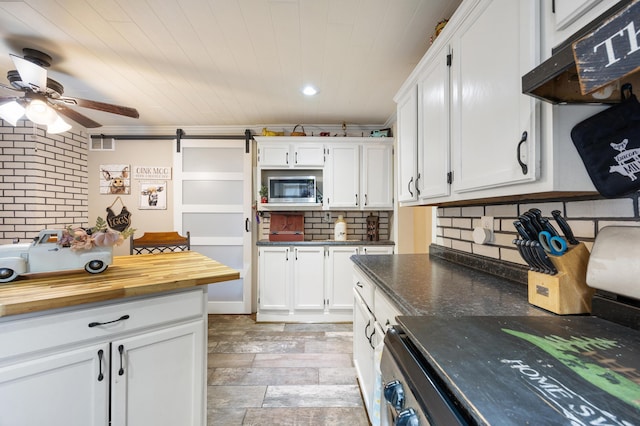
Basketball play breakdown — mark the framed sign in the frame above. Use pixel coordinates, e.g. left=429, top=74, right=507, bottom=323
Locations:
left=100, top=165, right=130, bottom=195
left=139, top=182, right=167, bottom=210
left=573, top=0, right=640, bottom=95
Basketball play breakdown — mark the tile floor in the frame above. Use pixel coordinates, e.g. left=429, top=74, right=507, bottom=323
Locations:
left=207, top=314, right=369, bottom=425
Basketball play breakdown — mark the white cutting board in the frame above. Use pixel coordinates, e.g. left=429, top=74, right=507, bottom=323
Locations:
left=587, top=226, right=640, bottom=300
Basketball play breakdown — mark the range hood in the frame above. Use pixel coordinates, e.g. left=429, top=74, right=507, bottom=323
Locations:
left=522, top=0, right=635, bottom=104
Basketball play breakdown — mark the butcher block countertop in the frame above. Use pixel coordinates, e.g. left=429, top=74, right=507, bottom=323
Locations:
left=0, top=251, right=239, bottom=317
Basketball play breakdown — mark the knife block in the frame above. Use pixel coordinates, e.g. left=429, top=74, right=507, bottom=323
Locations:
left=527, top=242, right=595, bottom=314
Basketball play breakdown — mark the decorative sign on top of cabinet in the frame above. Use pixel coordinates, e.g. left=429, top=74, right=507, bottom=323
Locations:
left=255, top=137, right=393, bottom=211
left=395, top=0, right=599, bottom=206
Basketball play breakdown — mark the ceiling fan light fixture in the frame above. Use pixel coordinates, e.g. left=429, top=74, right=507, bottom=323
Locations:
left=25, top=99, right=58, bottom=125
left=47, top=115, right=72, bottom=134
left=0, top=101, right=26, bottom=126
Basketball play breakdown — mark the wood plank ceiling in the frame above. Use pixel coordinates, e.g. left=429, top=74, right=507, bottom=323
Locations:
left=0, top=0, right=460, bottom=131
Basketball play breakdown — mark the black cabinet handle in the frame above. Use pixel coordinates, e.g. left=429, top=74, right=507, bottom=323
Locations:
left=517, top=131, right=528, bottom=175
left=368, top=326, right=376, bottom=349
left=97, top=349, right=104, bottom=382
left=364, top=319, right=371, bottom=339
left=355, top=193, right=358, bottom=206
left=286, top=152, right=289, bottom=164
left=408, top=177, right=414, bottom=197
left=356, top=282, right=363, bottom=288
left=88, top=314, right=130, bottom=328
left=245, top=218, right=250, bottom=232
left=415, top=173, right=421, bottom=196
left=118, top=344, right=125, bottom=376
left=364, top=194, right=368, bottom=206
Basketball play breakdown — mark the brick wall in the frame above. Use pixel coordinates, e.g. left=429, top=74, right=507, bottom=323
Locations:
left=258, top=211, right=391, bottom=241
left=435, top=195, right=640, bottom=267
left=0, top=121, right=88, bottom=243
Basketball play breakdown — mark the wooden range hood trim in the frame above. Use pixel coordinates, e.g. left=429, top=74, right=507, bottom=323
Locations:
left=522, top=0, right=634, bottom=104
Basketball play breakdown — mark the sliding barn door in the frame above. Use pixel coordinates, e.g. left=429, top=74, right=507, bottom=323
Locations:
left=174, top=139, right=252, bottom=313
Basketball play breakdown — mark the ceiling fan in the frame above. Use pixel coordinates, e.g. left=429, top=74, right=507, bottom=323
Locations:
left=0, top=48, right=139, bottom=132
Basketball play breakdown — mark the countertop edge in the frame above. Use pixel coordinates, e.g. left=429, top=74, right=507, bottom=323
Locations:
left=257, top=240, right=395, bottom=246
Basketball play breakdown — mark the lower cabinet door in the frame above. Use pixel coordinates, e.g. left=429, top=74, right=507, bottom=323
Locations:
left=353, top=291, right=375, bottom=416
left=0, top=343, right=109, bottom=426
left=111, top=320, right=205, bottom=426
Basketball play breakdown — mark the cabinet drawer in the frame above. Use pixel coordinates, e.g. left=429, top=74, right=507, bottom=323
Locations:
left=374, top=289, right=401, bottom=330
left=353, top=267, right=374, bottom=308
left=0, top=288, right=205, bottom=362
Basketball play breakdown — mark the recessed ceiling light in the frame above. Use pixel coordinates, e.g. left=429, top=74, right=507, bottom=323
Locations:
left=302, top=85, right=318, bottom=96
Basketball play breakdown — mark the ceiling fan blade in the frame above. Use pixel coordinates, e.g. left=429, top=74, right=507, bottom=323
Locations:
left=54, top=103, right=102, bottom=128
left=59, top=96, right=139, bottom=119
left=10, top=54, right=47, bottom=92
left=0, top=82, right=23, bottom=93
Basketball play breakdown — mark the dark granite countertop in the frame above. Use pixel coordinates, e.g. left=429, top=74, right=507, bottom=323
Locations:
left=257, top=240, right=395, bottom=246
left=351, top=253, right=551, bottom=317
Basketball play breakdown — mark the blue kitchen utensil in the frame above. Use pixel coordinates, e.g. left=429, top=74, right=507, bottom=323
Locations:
left=538, top=231, right=567, bottom=256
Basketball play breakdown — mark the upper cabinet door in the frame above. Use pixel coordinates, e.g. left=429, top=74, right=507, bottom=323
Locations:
left=451, top=0, right=540, bottom=193
left=418, top=42, right=451, bottom=200
left=361, top=144, right=393, bottom=209
left=325, top=144, right=360, bottom=208
left=396, top=87, right=418, bottom=203
left=293, top=144, right=325, bottom=167
left=259, top=143, right=290, bottom=167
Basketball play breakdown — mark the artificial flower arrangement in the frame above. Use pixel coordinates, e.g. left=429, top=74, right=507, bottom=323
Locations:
left=59, top=217, right=136, bottom=251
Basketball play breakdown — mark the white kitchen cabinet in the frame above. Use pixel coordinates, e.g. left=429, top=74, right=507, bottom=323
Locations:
left=293, top=246, right=326, bottom=310
left=258, top=246, right=291, bottom=312
left=257, top=244, right=394, bottom=322
left=326, top=246, right=360, bottom=311
left=256, top=139, right=324, bottom=168
left=450, top=0, right=539, bottom=193
left=0, top=288, right=207, bottom=426
left=395, top=0, right=601, bottom=205
left=325, top=140, right=394, bottom=210
left=352, top=265, right=401, bottom=423
left=361, top=143, right=394, bottom=209
left=417, top=42, right=452, bottom=200
left=396, top=87, right=419, bottom=203
left=111, top=321, right=204, bottom=426
left=0, top=343, right=109, bottom=426
left=324, top=143, right=360, bottom=208
left=361, top=245, right=394, bottom=255
left=548, top=0, right=617, bottom=48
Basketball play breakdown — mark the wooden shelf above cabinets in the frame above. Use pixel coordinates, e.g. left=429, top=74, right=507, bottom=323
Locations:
left=523, top=0, right=635, bottom=104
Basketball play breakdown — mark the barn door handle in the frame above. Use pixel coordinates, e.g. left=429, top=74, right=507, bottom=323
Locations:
left=517, top=131, right=528, bottom=175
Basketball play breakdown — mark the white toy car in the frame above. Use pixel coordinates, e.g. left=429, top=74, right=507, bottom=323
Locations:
left=0, top=229, right=113, bottom=283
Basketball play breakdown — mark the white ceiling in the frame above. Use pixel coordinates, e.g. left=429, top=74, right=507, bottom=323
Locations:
left=0, top=0, right=460, bottom=133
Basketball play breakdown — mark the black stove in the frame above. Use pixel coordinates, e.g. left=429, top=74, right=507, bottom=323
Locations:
left=382, top=313, right=640, bottom=425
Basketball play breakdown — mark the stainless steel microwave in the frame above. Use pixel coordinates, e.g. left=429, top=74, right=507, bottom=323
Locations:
left=268, top=176, right=316, bottom=203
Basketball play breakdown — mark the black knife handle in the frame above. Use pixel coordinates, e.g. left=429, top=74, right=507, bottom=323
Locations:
left=539, top=217, right=560, bottom=237
left=513, top=220, right=532, bottom=240
left=519, top=216, right=539, bottom=240
left=514, top=239, right=537, bottom=271
left=551, top=210, right=579, bottom=245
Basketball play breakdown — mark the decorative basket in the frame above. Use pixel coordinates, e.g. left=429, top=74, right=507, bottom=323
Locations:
left=291, top=124, right=306, bottom=137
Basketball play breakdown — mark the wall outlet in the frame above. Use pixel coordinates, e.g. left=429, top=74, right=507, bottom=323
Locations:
left=481, top=216, right=494, bottom=231
left=323, top=212, right=332, bottom=223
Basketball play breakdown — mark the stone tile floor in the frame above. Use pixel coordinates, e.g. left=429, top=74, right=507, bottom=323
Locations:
left=207, top=314, right=369, bottom=425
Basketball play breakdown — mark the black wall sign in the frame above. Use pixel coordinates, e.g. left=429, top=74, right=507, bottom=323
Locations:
left=573, top=0, right=640, bottom=95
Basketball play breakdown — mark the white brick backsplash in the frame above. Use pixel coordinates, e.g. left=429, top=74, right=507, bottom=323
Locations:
left=434, top=195, right=640, bottom=267
left=566, top=198, right=635, bottom=218
left=473, top=244, right=499, bottom=259
left=485, top=204, right=518, bottom=217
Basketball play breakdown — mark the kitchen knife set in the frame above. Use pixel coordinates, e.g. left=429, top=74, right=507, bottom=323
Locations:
left=512, top=209, right=578, bottom=275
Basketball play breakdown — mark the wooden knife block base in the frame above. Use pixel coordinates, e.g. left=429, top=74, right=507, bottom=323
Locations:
left=527, top=242, right=595, bottom=315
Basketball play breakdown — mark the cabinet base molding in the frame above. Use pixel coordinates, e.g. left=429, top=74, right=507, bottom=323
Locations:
left=256, top=311, right=352, bottom=323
